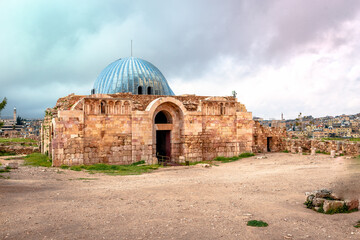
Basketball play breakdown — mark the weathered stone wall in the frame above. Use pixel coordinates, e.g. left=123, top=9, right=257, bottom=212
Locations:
left=44, top=93, right=254, bottom=166
left=252, top=121, right=287, bottom=153
left=284, top=138, right=360, bottom=155
left=0, top=142, right=39, bottom=154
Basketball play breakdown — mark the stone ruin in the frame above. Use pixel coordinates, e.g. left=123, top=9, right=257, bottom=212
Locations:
left=305, top=189, right=359, bottom=214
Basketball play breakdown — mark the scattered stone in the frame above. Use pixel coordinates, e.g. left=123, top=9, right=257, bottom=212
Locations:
left=6, top=162, right=18, bottom=169
left=305, top=189, right=359, bottom=214
left=314, top=189, right=332, bottom=199
left=345, top=199, right=359, bottom=211
left=256, top=156, right=267, bottom=159
left=312, top=198, right=326, bottom=207
left=197, top=163, right=211, bottom=168
left=323, top=200, right=345, bottom=213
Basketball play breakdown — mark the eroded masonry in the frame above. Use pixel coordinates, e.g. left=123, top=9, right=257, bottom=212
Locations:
left=41, top=56, right=285, bottom=166
left=42, top=93, right=263, bottom=166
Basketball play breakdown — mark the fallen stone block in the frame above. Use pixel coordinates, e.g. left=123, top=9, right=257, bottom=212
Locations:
left=323, top=200, right=345, bottom=213
left=314, top=189, right=332, bottom=198
left=6, top=162, right=18, bottom=169
left=197, top=163, right=211, bottom=168
left=345, top=199, right=359, bottom=211
left=313, top=198, right=326, bottom=207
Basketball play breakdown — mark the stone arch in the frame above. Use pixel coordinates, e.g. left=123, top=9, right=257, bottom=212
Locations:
left=146, top=97, right=186, bottom=162
left=100, top=101, right=106, bottom=114
left=145, top=97, right=188, bottom=115
left=115, top=101, right=121, bottom=115
left=123, top=101, right=130, bottom=114
left=155, top=110, right=172, bottom=124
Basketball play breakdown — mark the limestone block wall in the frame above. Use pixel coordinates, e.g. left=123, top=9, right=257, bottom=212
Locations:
left=182, top=108, right=253, bottom=162
left=51, top=110, right=84, bottom=166
left=284, top=138, right=360, bottom=155
left=131, top=111, right=153, bottom=163
left=252, top=121, right=287, bottom=153
left=45, top=93, right=258, bottom=166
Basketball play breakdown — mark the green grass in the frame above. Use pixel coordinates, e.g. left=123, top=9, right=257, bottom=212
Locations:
left=306, top=201, right=358, bottom=214
left=282, top=150, right=289, bottom=153
left=322, top=137, right=360, bottom=142
left=0, top=166, right=11, bottom=173
left=247, top=220, right=268, bottom=227
left=315, top=150, right=330, bottom=155
left=0, top=138, right=37, bottom=143
left=214, top=152, right=255, bottom=163
left=354, top=221, right=360, bottom=228
left=0, top=150, right=16, bottom=156
left=324, top=203, right=358, bottom=215
left=68, top=162, right=160, bottom=175
left=23, top=153, right=52, bottom=167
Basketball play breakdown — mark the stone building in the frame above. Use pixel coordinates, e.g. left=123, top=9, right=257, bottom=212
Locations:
left=42, top=57, right=279, bottom=166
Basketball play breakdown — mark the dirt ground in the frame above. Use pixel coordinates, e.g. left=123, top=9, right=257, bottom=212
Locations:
left=1, top=153, right=360, bottom=240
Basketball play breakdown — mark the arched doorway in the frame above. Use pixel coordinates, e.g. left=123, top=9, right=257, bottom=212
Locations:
left=147, top=97, right=186, bottom=164
left=154, top=110, right=172, bottom=162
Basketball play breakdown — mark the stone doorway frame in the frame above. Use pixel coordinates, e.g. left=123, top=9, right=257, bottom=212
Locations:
left=145, top=97, right=187, bottom=162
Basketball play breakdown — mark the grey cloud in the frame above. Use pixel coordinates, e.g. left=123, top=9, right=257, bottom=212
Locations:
left=0, top=0, right=359, bottom=118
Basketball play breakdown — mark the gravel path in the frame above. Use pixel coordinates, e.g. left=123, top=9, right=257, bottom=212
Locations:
left=1, top=153, right=359, bottom=240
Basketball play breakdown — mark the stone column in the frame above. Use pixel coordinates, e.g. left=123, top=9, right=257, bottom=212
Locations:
left=298, top=146, right=302, bottom=155
left=311, top=147, right=316, bottom=156
left=330, top=150, right=336, bottom=158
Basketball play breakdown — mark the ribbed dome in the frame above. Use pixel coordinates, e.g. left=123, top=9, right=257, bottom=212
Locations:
left=93, top=57, right=174, bottom=95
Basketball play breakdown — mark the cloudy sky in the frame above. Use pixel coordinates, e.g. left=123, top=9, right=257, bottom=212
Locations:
left=1, top=0, right=360, bottom=119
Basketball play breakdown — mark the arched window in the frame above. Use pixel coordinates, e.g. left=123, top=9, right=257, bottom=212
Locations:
left=101, top=101, right=106, bottom=114
left=147, top=87, right=152, bottom=95
left=138, top=86, right=143, bottom=95
left=155, top=111, right=172, bottom=124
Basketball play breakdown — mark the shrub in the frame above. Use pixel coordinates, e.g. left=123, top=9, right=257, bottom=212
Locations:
left=354, top=221, right=360, bottom=228
left=0, top=150, right=16, bottom=156
left=247, top=220, right=268, bottom=227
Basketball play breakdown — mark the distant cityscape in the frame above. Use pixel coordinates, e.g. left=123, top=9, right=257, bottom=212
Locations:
left=1, top=106, right=360, bottom=141
left=256, top=112, right=360, bottom=139
left=0, top=107, right=41, bottom=140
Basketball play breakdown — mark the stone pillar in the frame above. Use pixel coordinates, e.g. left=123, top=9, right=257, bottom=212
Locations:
left=13, top=107, right=16, bottom=123
left=311, top=147, right=316, bottom=156
left=298, top=147, right=302, bottom=155
left=330, top=150, right=336, bottom=158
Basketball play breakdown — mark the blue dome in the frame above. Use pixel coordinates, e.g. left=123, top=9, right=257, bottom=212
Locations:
left=93, top=57, right=174, bottom=95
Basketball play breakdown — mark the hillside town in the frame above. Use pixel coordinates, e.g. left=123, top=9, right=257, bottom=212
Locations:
left=257, top=112, right=360, bottom=139
left=0, top=107, right=41, bottom=140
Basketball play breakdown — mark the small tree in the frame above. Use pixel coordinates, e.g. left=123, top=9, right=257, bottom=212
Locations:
left=0, top=97, right=7, bottom=128
left=16, top=116, right=24, bottom=125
